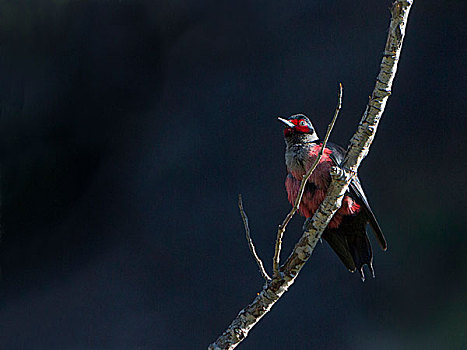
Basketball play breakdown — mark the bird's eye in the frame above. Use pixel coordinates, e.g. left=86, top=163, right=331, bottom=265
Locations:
left=299, top=120, right=306, bottom=126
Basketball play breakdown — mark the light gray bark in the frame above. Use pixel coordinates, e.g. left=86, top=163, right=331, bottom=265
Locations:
left=208, top=1, right=413, bottom=349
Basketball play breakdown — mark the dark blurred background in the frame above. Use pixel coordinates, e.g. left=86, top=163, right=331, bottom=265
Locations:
left=1, top=0, right=466, bottom=349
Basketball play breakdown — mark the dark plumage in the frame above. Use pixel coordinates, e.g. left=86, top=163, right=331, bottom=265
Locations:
left=279, top=114, right=387, bottom=280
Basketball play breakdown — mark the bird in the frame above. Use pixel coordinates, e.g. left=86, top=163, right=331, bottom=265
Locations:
left=278, top=114, right=387, bottom=280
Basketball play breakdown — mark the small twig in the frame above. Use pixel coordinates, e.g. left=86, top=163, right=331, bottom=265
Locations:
left=273, top=83, right=343, bottom=277
left=238, top=194, right=271, bottom=282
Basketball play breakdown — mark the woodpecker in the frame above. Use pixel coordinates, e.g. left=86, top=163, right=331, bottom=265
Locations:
left=278, top=114, right=387, bottom=280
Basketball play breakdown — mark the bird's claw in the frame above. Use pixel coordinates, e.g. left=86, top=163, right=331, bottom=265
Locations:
left=302, top=218, right=312, bottom=231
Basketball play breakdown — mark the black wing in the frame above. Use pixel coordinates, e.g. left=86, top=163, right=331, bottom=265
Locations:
left=327, top=142, right=387, bottom=251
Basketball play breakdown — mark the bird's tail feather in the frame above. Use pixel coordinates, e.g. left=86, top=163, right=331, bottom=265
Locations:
left=322, top=215, right=374, bottom=281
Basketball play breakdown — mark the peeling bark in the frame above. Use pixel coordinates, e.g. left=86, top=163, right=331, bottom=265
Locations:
left=208, top=1, right=413, bottom=349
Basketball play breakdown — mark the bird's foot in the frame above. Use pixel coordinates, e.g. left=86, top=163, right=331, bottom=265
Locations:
left=302, top=218, right=312, bottom=232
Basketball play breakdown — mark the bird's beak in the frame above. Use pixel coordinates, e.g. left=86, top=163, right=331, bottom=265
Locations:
left=277, top=117, right=295, bottom=128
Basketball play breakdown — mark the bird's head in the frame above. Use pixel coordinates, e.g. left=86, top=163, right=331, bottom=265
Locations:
left=278, top=114, right=319, bottom=142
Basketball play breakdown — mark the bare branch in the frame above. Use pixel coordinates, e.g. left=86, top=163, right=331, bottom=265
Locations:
left=238, top=194, right=271, bottom=282
left=272, top=82, right=342, bottom=277
left=208, top=1, right=413, bottom=349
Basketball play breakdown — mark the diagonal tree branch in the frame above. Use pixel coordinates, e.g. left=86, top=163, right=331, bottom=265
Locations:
left=208, top=1, right=413, bottom=349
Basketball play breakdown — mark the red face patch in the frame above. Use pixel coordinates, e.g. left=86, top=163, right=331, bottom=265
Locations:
left=284, top=119, right=311, bottom=135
